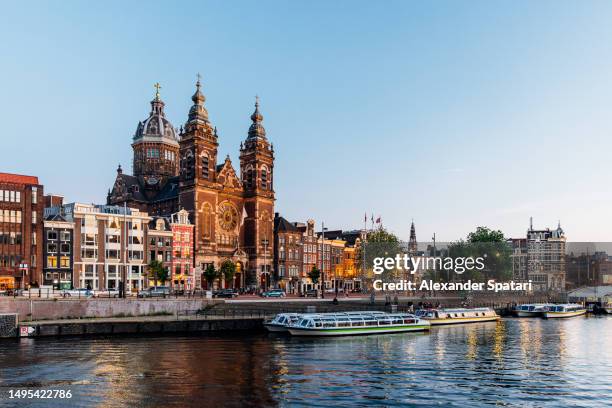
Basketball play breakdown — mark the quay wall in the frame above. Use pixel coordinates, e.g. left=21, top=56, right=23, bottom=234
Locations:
left=0, top=298, right=216, bottom=321
left=23, top=317, right=265, bottom=338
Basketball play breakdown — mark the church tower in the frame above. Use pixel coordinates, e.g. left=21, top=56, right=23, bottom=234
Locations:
left=240, top=97, right=275, bottom=288
left=132, top=83, right=179, bottom=196
left=178, top=76, right=220, bottom=257
left=408, top=220, right=417, bottom=255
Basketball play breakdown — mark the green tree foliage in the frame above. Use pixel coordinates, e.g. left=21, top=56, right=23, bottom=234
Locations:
left=308, top=266, right=321, bottom=284
left=148, top=259, right=169, bottom=286
left=203, top=264, right=220, bottom=289
left=220, top=260, right=236, bottom=288
left=357, top=227, right=403, bottom=285
left=447, top=226, right=512, bottom=282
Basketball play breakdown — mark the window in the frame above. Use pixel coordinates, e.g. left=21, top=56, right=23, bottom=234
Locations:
left=60, top=231, right=70, bottom=241
left=47, top=256, right=57, bottom=268
left=47, top=243, right=58, bottom=253
left=201, top=155, right=209, bottom=179
left=60, top=257, right=70, bottom=268
left=32, top=211, right=37, bottom=224
left=279, top=265, right=285, bottom=277
left=31, top=187, right=37, bottom=204
left=31, top=232, right=36, bottom=245
left=261, top=167, right=268, bottom=189
left=16, top=191, right=21, bottom=203
left=47, top=231, right=58, bottom=241
left=60, top=243, right=70, bottom=253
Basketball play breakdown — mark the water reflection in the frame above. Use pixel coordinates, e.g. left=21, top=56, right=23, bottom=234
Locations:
left=0, top=317, right=610, bottom=407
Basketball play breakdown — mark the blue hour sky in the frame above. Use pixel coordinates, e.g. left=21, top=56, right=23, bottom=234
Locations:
left=2, top=1, right=612, bottom=241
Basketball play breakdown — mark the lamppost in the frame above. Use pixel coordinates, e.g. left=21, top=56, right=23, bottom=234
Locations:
left=320, top=222, right=328, bottom=299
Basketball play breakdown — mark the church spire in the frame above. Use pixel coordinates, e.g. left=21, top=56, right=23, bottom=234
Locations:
left=247, top=95, right=266, bottom=140
left=408, top=219, right=417, bottom=255
left=187, top=73, right=210, bottom=126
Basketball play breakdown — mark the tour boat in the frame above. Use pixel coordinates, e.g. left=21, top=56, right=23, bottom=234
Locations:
left=287, top=312, right=430, bottom=336
left=543, top=304, right=586, bottom=319
left=264, top=313, right=302, bottom=332
left=513, top=304, right=555, bottom=318
left=602, top=303, right=612, bottom=314
left=415, top=307, right=499, bottom=325
left=264, top=311, right=386, bottom=332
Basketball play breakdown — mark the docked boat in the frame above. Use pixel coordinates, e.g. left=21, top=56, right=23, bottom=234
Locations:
left=287, top=312, right=430, bottom=336
left=415, top=307, right=499, bottom=325
left=602, top=303, right=612, bottom=314
left=513, top=303, right=555, bottom=317
left=264, top=313, right=302, bottom=332
left=543, top=304, right=586, bottom=319
left=264, top=311, right=386, bottom=332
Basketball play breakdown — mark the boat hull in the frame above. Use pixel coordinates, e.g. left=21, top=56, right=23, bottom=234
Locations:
left=603, top=307, right=612, bottom=315
left=514, top=311, right=544, bottom=318
left=543, top=310, right=586, bottom=319
left=264, top=324, right=289, bottom=332
left=425, top=316, right=500, bottom=325
left=288, top=324, right=430, bottom=337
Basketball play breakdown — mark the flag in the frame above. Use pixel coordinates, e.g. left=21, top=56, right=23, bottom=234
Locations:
left=364, top=213, right=367, bottom=223
left=376, top=216, right=381, bottom=224
left=371, top=214, right=374, bottom=223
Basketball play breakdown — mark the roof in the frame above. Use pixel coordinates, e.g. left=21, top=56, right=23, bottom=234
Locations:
left=151, top=176, right=180, bottom=203
left=274, top=215, right=298, bottom=233
left=0, top=172, right=39, bottom=185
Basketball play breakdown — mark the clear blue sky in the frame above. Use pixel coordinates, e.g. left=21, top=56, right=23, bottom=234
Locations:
left=2, top=1, right=612, bottom=241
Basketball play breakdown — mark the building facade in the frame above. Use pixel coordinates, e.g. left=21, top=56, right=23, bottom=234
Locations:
left=108, top=80, right=275, bottom=290
left=54, top=203, right=151, bottom=291
left=526, top=219, right=566, bottom=291
left=169, top=209, right=195, bottom=290
left=0, top=172, right=43, bottom=289
left=147, top=217, right=173, bottom=286
left=43, top=211, right=74, bottom=289
left=273, top=213, right=302, bottom=293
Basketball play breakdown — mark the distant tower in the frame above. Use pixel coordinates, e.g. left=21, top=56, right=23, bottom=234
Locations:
left=408, top=220, right=417, bottom=255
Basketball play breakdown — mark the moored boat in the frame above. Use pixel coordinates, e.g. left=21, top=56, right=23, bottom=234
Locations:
left=415, top=307, right=499, bottom=325
left=287, top=312, right=430, bottom=336
left=513, top=303, right=555, bottom=318
left=543, top=304, right=586, bottom=319
left=264, top=313, right=302, bottom=332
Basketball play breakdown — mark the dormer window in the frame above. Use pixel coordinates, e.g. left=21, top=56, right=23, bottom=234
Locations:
left=261, top=166, right=268, bottom=190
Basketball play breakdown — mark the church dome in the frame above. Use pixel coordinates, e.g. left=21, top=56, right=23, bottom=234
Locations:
left=133, top=84, right=178, bottom=146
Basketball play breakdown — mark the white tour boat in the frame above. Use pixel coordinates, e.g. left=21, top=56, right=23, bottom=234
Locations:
left=513, top=304, right=555, bottom=318
left=543, top=304, right=586, bottom=319
left=287, top=312, right=430, bottom=336
left=415, top=307, right=499, bottom=325
left=264, top=311, right=386, bottom=332
left=264, top=313, right=303, bottom=332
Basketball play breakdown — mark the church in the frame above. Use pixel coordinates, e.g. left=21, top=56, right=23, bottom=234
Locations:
left=107, top=78, right=275, bottom=289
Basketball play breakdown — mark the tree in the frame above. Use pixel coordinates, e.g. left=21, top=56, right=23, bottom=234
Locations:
left=447, top=226, right=512, bottom=282
left=356, top=227, right=402, bottom=288
left=220, top=260, right=236, bottom=288
left=308, top=266, right=321, bottom=284
left=203, top=264, right=220, bottom=289
left=148, top=259, right=169, bottom=287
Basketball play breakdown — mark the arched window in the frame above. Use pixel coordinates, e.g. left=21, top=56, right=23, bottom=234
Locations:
left=201, top=203, right=213, bottom=239
left=201, top=154, right=209, bottom=180
left=261, top=166, right=268, bottom=190
left=243, top=165, right=254, bottom=188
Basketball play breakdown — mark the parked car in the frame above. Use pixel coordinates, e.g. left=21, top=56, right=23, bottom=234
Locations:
left=60, top=288, right=94, bottom=298
left=213, top=289, right=239, bottom=298
left=137, top=286, right=170, bottom=298
left=261, top=289, right=285, bottom=298
left=95, top=288, right=120, bottom=298
left=301, top=289, right=318, bottom=298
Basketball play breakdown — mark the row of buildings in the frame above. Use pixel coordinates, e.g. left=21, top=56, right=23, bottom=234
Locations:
left=0, top=78, right=368, bottom=293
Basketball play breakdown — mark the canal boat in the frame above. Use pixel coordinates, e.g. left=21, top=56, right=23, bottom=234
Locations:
left=264, top=313, right=302, bottom=332
left=264, top=311, right=386, bottom=332
left=287, top=312, right=430, bottom=336
left=543, top=304, right=586, bottom=319
left=415, top=307, right=499, bottom=325
left=513, top=303, right=555, bottom=318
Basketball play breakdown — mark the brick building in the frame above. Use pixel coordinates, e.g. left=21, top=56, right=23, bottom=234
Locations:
left=273, top=213, right=302, bottom=293
left=0, top=172, right=43, bottom=289
left=108, top=79, right=275, bottom=290
left=43, top=204, right=74, bottom=290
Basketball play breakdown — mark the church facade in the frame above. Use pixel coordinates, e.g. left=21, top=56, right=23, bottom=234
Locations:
left=108, top=79, right=275, bottom=289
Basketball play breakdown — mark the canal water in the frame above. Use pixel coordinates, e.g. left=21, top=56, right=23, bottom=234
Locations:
left=0, top=316, right=610, bottom=407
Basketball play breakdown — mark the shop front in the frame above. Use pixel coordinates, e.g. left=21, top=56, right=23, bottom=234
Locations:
left=0, top=276, right=15, bottom=291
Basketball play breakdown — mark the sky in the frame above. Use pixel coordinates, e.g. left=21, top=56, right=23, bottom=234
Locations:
left=2, top=1, right=612, bottom=242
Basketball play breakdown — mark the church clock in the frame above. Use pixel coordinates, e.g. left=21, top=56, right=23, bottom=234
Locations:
left=218, top=202, right=238, bottom=231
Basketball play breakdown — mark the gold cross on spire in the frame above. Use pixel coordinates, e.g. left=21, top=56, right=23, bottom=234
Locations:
left=255, top=94, right=260, bottom=107
left=154, top=82, right=162, bottom=100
